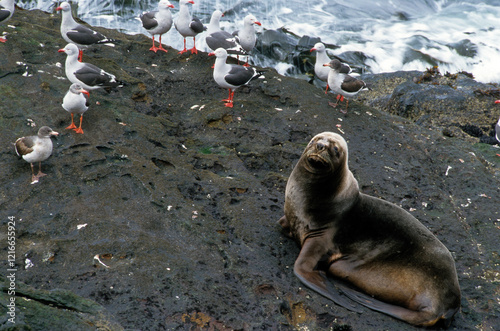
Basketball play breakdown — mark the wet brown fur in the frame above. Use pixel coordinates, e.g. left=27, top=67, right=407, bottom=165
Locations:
left=279, top=132, right=461, bottom=327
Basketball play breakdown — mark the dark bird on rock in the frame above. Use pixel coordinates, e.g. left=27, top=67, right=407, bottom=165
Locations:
left=206, top=10, right=246, bottom=55
left=324, top=59, right=369, bottom=113
left=140, top=0, right=174, bottom=53
left=495, top=115, right=500, bottom=143
left=0, top=0, right=14, bottom=42
left=58, top=43, right=124, bottom=91
left=310, top=42, right=351, bottom=94
left=209, top=48, right=263, bottom=108
left=174, top=0, right=206, bottom=55
left=15, top=126, right=59, bottom=184
left=62, top=83, right=90, bottom=134
left=232, top=14, right=261, bottom=66
left=57, top=1, right=115, bottom=61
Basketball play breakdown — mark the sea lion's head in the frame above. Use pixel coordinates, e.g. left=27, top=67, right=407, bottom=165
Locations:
left=302, top=132, right=348, bottom=175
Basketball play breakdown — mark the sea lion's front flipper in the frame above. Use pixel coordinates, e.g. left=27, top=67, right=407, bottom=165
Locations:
left=277, top=216, right=293, bottom=237
left=294, top=239, right=361, bottom=313
left=278, top=215, right=289, bottom=228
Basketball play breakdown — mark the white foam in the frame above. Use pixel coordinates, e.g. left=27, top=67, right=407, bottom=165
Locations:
left=275, top=62, right=294, bottom=76
left=18, top=0, right=500, bottom=83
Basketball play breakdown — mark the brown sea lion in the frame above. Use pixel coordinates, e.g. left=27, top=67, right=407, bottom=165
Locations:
left=279, top=132, right=461, bottom=327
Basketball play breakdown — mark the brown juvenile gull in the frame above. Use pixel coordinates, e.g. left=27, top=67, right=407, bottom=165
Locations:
left=15, top=126, right=59, bottom=184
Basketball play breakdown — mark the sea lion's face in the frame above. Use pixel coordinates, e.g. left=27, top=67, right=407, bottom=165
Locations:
left=303, top=132, right=347, bottom=174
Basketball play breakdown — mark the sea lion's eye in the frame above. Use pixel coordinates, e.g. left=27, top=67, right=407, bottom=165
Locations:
left=333, top=146, right=339, bottom=156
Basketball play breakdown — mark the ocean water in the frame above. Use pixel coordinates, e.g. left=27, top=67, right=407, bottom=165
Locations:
left=15, top=0, right=500, bottom=83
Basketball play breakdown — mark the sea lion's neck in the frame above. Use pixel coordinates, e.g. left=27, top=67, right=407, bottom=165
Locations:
left=307, top=165, right=356, bottom=195
left=303, top=165, right=359, bottom=220
left=285, top=159, right=359, bottom=245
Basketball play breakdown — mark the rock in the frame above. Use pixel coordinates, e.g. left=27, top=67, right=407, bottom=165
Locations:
left=1, top=7, right=499, bottom=331
left=359, top=68, right=500, bottom=142
left=0, top=275, right=123, bottom=330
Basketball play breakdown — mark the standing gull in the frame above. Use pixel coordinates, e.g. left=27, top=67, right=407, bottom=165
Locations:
left=494, top=115, right=500, bottom=143
left=209, top=48, right=263, bottom=108
left=58, top=43, right=123, bottom=91
left=206, top=10, right=246, bottom=55
left=174, top=0, right=206, bottom=54
left=15, top=126, right=59, bottom=184
left=324, top=59, right=368, bottom=114
left=232, top=14, right=261, bottom=66
left=62, top=83, right=90, bottom=134
left=0, top=0, right=14, bottom=42
left=140, top=0, right=174, bottom=53
left=56, top=1, right=115, bottom=62
left=310, top=42, right=351, bottom=94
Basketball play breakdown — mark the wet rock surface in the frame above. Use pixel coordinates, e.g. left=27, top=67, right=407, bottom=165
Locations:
left=0, top=8, right=499, bottom=330
left=358, top=68, right=500, bottom=143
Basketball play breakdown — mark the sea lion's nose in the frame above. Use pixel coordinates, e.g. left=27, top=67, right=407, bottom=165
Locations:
left=316, top=141, right=326, bottom=151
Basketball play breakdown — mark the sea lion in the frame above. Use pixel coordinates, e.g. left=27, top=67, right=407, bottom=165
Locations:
left=279, top=132, right=461, bottom=327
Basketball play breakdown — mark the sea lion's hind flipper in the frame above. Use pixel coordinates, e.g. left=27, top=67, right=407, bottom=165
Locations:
left=334, top=282, right=393, bottom=312
left=335, top=284, right=444, bottom=326
left=294, top=269, right=362, bottom=313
